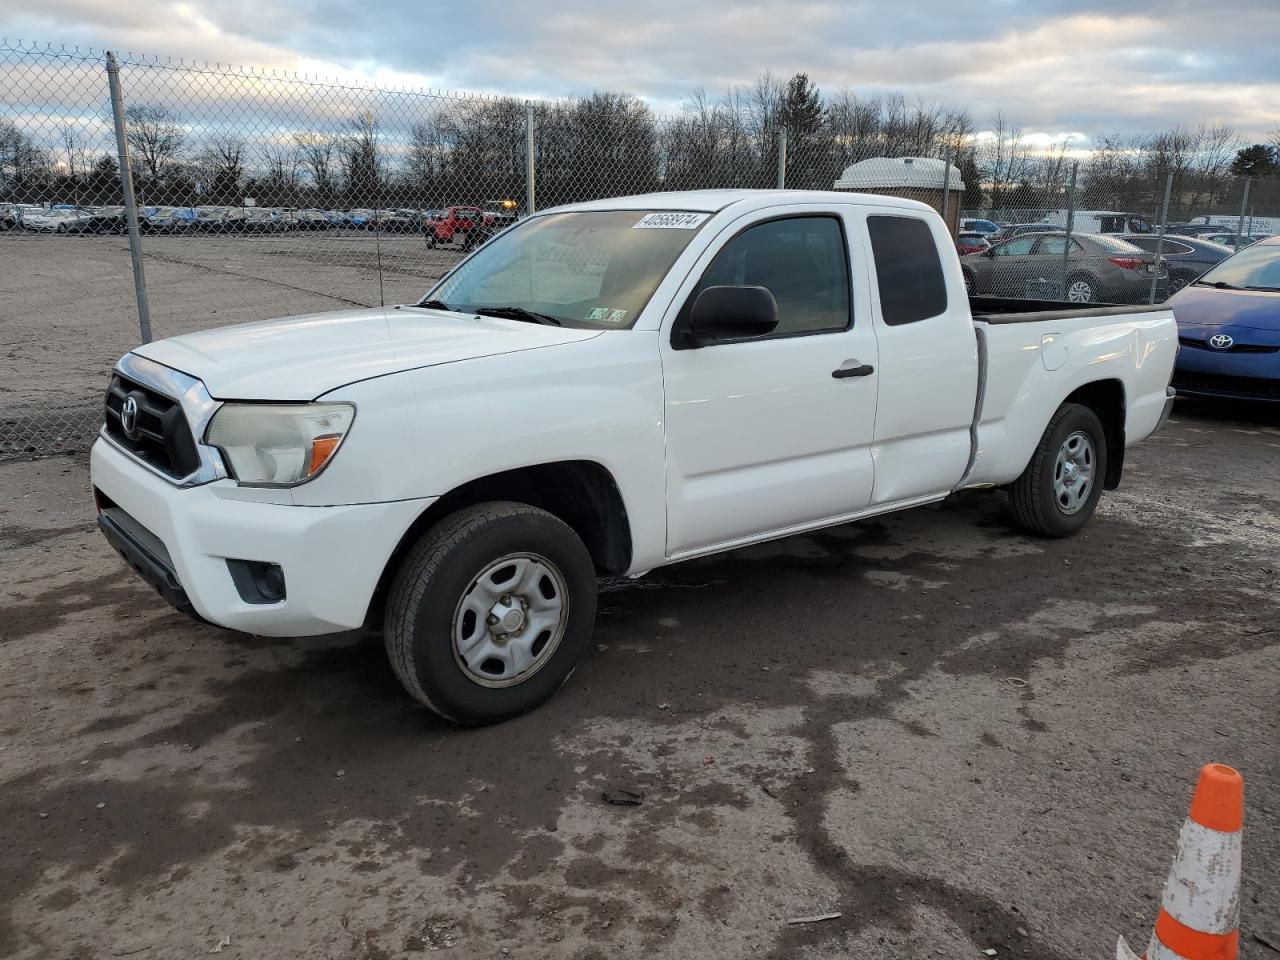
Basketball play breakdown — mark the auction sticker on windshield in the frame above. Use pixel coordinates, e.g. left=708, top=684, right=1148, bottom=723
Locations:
left=633, top=212, right=710, bottom=230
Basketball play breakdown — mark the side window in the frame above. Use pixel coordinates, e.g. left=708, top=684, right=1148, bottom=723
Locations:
left=689, top=216, right=851, bottom=337
left=867, top=216, right=948, bottom=326
left=995, top=236, right=1037, bottom=256
left=1036, top=235, right=1081, bottom=256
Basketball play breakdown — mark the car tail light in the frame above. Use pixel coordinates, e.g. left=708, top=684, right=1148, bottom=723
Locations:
left=1108, top=256, right=1144, bottom=270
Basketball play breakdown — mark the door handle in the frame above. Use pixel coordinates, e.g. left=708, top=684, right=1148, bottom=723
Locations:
left=832, top=363, right=874, bottom=379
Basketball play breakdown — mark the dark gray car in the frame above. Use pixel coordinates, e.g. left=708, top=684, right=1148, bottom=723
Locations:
left=1118, top=234, right=1234, bottom=295
left=961, top=232, right=1167, bottom=304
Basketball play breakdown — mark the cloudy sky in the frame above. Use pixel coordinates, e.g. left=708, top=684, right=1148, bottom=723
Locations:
left=4, top=0, right=1280, bottom=143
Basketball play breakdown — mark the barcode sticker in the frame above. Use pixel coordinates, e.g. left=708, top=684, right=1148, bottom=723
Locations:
left=633, top=212, right=710, bottom=230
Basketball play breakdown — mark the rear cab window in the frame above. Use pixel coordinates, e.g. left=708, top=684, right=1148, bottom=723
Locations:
left=867, top=215, right=948, bottom=325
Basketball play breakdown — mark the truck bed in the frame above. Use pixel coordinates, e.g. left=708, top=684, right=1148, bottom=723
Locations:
left=970, top=295, right=1169, bottom=325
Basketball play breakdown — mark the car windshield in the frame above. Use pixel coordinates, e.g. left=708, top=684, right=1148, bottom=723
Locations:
left=1197, top=243, right=1280, bottom=290
left=425, top=210, right=709, bottom=329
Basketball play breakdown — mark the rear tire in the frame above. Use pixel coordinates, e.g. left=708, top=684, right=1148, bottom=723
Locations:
left=1008, top=403, right=1107, bottom=538
left=1065, top=274, right=1096, bottom=303
left=384, top=502, right=598, bottom=725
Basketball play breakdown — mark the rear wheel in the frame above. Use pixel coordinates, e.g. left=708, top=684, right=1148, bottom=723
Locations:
left=1008, top=403, right=1107, bottom=537
left=384, top=502, right=597, bottom=725
left=1065, top=274, right=1096, bottom=303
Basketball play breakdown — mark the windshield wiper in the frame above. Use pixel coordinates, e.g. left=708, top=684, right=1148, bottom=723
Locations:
left=1191, top=280, right=1241, bottom=290
left=473, top=306, right=563, bottom=326
left=416, top=298, right=453, bottom=311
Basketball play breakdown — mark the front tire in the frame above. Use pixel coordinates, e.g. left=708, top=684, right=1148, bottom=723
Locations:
left=385, top=502, right=598, bottom=725
left=1008, top=403, right=1107, bottom=537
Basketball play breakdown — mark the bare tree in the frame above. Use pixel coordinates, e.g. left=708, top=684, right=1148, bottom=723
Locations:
left=60, top=124, right=93, bottom=182
left=340, top=113, right=383, bottom=205
left=294, top=131, right=337, bottom=202
left=199, top=135, right=245, bottom=203
left=122, top=104, right=185, bottom=185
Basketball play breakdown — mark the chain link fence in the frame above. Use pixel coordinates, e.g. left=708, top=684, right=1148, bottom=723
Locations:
left=4, top=39, right=1279, bottom=458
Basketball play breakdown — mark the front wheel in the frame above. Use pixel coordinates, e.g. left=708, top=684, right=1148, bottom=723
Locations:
left=1008, top=403, right=1107, bottom=537
left=384, top=502, right=598, bottom=725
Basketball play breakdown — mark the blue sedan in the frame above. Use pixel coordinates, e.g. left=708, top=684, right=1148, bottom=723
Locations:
left=1169, top=236, right=1280, bottom=403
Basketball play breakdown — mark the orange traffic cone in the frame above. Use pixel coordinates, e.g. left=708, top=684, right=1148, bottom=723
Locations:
left=1117, top=763, right=1243, bottom=960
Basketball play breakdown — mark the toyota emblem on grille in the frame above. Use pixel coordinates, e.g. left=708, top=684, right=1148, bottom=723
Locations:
left=120, top=395, right=140, bottom=439
left=1209, top=333, right=1234, bottom=350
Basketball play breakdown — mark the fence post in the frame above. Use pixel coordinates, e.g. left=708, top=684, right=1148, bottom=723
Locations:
left=940, top=145, right=953, bottom=233
left=525, top=102, right=536, bottom=215
left=776, top=128, right=787, bottom=189
left=105, top=51, right=152, bottom=344
left=1060, top=160, right=1078, bottom=301
left=1236, top=177, right=1251, bottom=243
left=1149, top=171, right=1173, bottom=304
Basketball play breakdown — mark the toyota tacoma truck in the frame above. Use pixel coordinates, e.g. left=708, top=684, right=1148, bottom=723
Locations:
left=91, top=190, right=1178, bottom=724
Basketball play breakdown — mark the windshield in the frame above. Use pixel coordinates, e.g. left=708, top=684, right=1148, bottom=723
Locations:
left=426, top=209, right=709, bottom=329
left=1198, top=243, right=1280, bottom=290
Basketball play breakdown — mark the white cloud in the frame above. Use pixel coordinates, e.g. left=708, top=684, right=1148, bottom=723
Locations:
left=3, top=0, right=1279, bottom=138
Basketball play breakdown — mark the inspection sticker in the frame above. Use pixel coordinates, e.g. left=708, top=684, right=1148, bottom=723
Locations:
left=586, top=307, right=609, bottom=320
left=633, top=212, right=710, bottom=230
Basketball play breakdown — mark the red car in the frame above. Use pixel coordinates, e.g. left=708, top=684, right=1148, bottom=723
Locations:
left=956, top=232, right=991, bottom=255
left=423, top=205, right=494, bottom=247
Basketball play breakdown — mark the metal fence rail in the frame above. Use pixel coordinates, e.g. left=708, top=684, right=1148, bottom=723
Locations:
left=3, top=39, right=1278, bottom=458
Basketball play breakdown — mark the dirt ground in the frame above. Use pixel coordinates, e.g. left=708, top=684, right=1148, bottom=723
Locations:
left=0, top=399, right=1277, bottom=960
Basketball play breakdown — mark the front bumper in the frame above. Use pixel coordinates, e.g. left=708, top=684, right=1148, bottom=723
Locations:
left=1173, top=344, right=1280, bottom=403
left=91, top=437, right=434, bottom=637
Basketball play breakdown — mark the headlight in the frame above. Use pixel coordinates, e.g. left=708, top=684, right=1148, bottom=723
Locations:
left=205, top=403, right=355, bottom=486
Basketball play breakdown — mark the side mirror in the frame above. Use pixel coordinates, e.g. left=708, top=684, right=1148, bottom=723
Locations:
left=684, top=285, right=778, bottom=347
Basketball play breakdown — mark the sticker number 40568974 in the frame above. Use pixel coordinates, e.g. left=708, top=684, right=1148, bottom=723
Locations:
left=633, top=212, right=710, bottom=230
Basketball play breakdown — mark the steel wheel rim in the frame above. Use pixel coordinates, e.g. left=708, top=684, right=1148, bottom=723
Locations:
left=1053, top=430, right=1096, bottom=515
left=1067, top=279, right=1093, bottom=302
left=451, top=552, right=569, bottom=688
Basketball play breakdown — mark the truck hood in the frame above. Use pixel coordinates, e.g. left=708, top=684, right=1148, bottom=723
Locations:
left=133, top=306, right=602, bottom=400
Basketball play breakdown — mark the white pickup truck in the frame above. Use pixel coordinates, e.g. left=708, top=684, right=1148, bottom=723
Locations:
left=91, top=190, right=1177, bottom=723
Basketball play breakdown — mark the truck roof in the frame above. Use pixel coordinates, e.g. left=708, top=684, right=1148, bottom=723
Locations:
left=548, top=188, right=937, bottom=216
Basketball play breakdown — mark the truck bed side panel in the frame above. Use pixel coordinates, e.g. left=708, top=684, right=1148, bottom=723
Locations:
left=966, top=310, right=1177, bottom=488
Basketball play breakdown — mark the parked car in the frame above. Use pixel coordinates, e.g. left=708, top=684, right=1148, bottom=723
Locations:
left=1039, top=210, right=1154, bottom=235
left=91, top=189, right=1177, bottom=724
left=242, top=208, right=284, bottom=233
left=0, top=203, right=16, bottom=230
left=378, top=209, right=419, bottom=233
left=79, top=206, right=127, bottom=234
left=955, top=232, right=991, bottom=255
left=1168, top=236, right=1280, bottom=403
left=295, top=209, right=333, bottom=230
left=988, top=223, right=1066, bottom=244
left=960, top=217, right=1000, bottom=236
left=1118, top=234, right=1234, bottom=295
left=21, top=208, right=93, bottom=233
left=423, top=205, right=489, bottom=247
left=345, top=208, right=375, bottom=229
left=196, top=206, right=246, bottom=233
left=963, top=232, right=1167, bottom=303
left=1201, top=233, right=1271, bottom=250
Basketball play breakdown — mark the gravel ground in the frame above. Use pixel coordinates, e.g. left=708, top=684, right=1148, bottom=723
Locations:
left=0, top=399, right=1277, bottom=960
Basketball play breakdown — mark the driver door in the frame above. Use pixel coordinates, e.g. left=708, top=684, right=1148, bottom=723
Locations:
left=659, top=208, right=879, bottom=557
